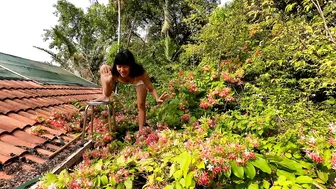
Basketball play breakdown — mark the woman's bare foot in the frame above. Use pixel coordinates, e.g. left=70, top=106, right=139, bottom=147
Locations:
left=93, top=95, right=110, bottom=102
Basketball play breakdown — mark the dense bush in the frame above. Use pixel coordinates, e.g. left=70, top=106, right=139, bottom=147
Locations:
left=38, top=0, right=336, bottom=188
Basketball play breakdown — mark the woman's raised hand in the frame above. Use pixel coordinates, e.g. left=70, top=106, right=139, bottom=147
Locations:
left=156, top=92, right=169, bottom=103
left=100, top=65, right=113, bottom=83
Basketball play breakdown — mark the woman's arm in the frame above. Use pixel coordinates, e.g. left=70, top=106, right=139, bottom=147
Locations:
left=100, top=64, right=115, bottom=97
left=141, top=73, right=160, bottom=102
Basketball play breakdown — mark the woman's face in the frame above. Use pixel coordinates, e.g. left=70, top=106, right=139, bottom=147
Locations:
left=116, top=65, right=130, bottom=77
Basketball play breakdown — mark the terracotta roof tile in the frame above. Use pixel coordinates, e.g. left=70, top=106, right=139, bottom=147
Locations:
left=12, top=130, right=46, bottom=144
left=17, top=111, right=36, bottom=119
left=27, top=110, right=49, bottom=120
left=0, top=79, right=101, bottom=179
left=0, top=141, right=26, bottom=156
left=39, top=126, right=65, bottom=136
left=0, top=129, right=7, bottom=134
left=44, top=143, right=61, bottom=151
left=23, top=154, right=45, bottom=164
left=0, top=80, right=15, bottom=89
left=32, top=109, right=51, bottom=117
left=0, top=134, right=36, bottom=148
left=6, top=89, right=28, bottom=99
left=0, top=101, right=14, bottom=114
left=0, top=90, right=7, bottom=100
left=0, top=115, right=28, bottom=130
left=0, top=119, right=19, bottom=133
left=0, top=154, right=12, bottom=164
left=7, top=113, right=36, bottom=125
left=36, top=148, right=54, bottom=156
left=60, top=135, right=73, bottom=142
left=41, top=133, right=56, bottom=140
left=0, top=172, right=13, bottom=179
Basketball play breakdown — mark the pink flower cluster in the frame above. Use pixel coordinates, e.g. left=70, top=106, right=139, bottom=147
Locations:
left=197, top=172, right=210, bottom=185
left=307, top=152, right=324, bottom=163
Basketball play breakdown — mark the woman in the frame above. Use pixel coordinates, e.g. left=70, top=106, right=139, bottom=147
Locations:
left=96, top=49, right=168, bottom=130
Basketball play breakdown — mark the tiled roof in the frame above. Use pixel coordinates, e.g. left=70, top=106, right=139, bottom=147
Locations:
left=0, top=79, right=101, bottom=179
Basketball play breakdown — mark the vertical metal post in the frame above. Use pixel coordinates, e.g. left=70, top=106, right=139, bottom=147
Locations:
left=112, top=102, right=117, bottom=131
left=90, top=106, right=94, bottom=140
left=81, top=105, right=90, bottom=144
left=106, top=104, right=112, bottom=132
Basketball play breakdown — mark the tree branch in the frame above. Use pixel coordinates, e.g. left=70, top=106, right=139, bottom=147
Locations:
left=310, top=0, right=335, bottom=44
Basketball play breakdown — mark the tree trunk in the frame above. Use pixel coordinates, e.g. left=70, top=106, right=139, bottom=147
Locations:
left=117, top=0, right=121, bottom=48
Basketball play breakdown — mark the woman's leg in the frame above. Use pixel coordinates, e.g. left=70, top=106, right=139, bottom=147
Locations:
left=136, top=84, right=147, bottom=130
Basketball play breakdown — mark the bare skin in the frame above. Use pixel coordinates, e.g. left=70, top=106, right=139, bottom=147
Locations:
left=96, top=64, right=168, bottom=130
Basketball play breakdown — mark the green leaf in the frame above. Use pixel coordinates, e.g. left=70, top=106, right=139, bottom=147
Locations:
left=178, top=152, right=191, bottom=178
left=148, top=175, right=155, bottom=185
left=292, top=184, right=302, bottom=189
left=95, top=159, right=103, bottom=170
left=179, top=178, right=186, bottom=187
left=124, top=177, right=133, bottom=189
left=248, top=183, right=259, bottom=189
left=96, top=176, right=101, bottom=186
left=263, top=180, right=270, bottom=189
left=110, top=176, right=117, bottom=186
left=296, top=176, right=313, bottom=184
left=173, top=170, right=182, bottom=180
left=251, top=157, right=271, bottom=174
left=324, top=150, right=332, bottom=164
left=169, top=163, right=176, bottom=178
left=285, top=153, right=292, bottom=158
left=175, top=181, right=183, bottom=189
left=278, top=158, right=303, bottom=172
left=146, top=166, right=153, bottom=172
left=117, top=156, right=125, bottom=165
left=190, top=180, right=196, bottom=189
left=177, top=110, right=184, bottom=116
left=44, top=173, right=58, bottom=185
left=244, top=163, right=256, bottom=180
left=230, top=161, right=244, bottom=179
left=117, top=183, right=125, bottom=189
left=101, top=175, right=109, bottom=185
left=185, top=172, right=194, bottom=188
left=293, top=153, right=301, bottom=159
left=276, top=170, right=295, bottom=181
left=317, top=171, right=328, bottom=183
left=196, top=161, right=205, bottom=169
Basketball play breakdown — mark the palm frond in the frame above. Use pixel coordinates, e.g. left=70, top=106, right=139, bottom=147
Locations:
left=33, top=46, right=66, bottom=65
left=52, top=27, right=78, bottom=56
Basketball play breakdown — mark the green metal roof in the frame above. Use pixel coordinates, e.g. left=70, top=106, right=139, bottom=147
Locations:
left=0, top=52, right=98, bottom=87
left=0, top=67, right=23, bottom=79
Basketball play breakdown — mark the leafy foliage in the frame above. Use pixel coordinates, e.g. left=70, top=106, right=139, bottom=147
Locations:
left=37, top=0, right=336, bottom=188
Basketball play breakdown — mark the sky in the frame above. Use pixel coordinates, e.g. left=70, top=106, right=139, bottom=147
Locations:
left=0, top=0, right=230, bottom=63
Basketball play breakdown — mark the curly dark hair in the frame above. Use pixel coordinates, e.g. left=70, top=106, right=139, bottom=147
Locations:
left=111, top=49, right=145, bottom=78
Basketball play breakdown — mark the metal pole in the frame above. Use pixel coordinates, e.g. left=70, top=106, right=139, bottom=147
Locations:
left=81, top=105, right=90, bottom=144
left=90, top=106, right=94, bottom=140
left=106, top=104, right=112, bottom=132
